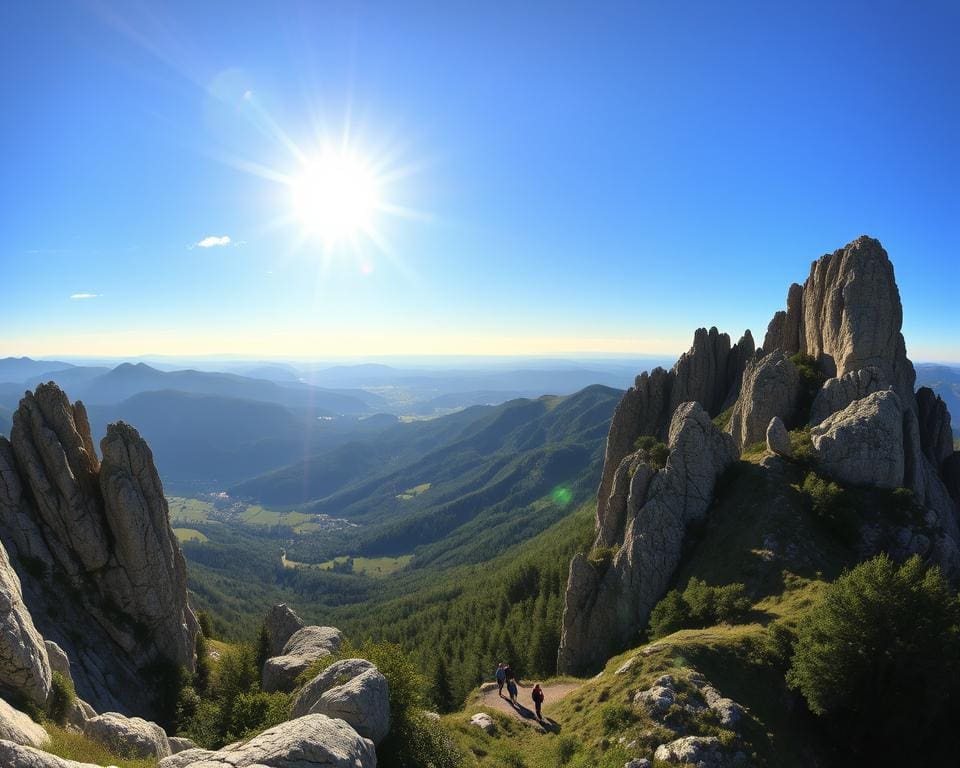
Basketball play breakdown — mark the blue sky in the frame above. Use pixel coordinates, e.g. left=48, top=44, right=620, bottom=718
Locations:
left=1, top=1, right=958, bottom=361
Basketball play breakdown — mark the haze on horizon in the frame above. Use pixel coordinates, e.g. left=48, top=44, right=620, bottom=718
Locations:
left=2, top=2, right=958, bottom=363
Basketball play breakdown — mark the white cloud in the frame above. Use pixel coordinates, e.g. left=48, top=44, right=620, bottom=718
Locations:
left=196, top=235, right=231, bottom=248
left=70, top=293, right=99, bottom=300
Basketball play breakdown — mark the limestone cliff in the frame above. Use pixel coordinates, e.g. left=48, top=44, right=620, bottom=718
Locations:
left=594, top=328, right=752, bottom=546
left=560, top=234, right=960, bottom=674
left=0, top=383, right=198, bottom=717
left=558, top=403, right=737, bottom=674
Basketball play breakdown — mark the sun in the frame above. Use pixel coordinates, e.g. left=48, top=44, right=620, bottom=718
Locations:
left=290, top=148, right=381, bottom=245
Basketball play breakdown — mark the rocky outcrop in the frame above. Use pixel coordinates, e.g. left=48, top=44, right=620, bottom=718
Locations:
left=264, top=604, right=305, bottom=657
left=808, top=366, right=886, bottom=427
left=0, top=698, right=49, bottom=748
left=558, top=403, right=737, bottom=674
left=0, top=541, right=51, bottom=708
left=811, top=390, right=905, bottom=488
left=654, top=736, right=726, bottom=767
left=0, top=383, right=198, bottom=717
left=262, top=625, right=344, bottom=693
left=728, top=351, right=800, bottom=451
left=765, top=417, right=791, bottom=458
left=83, top=712, right=171, bottom=759
left=469, top=713, right=496, bottom=734
left=762, top=282, right=803, bottom=357
left=595, top=329, right=752, bottom=547
left=916, top=387, right=954, bottom=469
left=291, top=658, right=390, bottom=745
left=156, top=714, right=377, bottom=768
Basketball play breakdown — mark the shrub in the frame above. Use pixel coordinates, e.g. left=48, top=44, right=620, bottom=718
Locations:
left=648, top=589, right=689, bottom=639
left=587, top=546, right=618, bottom=577
left=790, top=352, right=826, bottom=421
left=47, top=671, right=76, bottom=724
left=632, top=436, right=669, bottom=470
left=600, top=703, right=636, bottom=733
left=648, top=578, right=751, bottom=639
left=556, top=734, right=580, bottom=764
left=798, top=472, right=860, bottom=546
left=228, top=691, right=290, bottom=739
left=786, top=555, right=960, bottom=761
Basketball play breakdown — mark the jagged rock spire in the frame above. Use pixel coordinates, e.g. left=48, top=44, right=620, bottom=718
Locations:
left=0, top=382, right=198, bottom=717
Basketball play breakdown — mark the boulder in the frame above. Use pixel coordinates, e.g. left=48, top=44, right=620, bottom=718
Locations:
left=0, top=697, right=49, bottom=748
left=811, top=390, right=905, bottom=488
left=624, top=760, right=652, bottom=768
left=808, top=367, right=886, bottom=426
left=728, top=351, right=800, bottom=451
left=156, top=715, right=377, bottom=768
left=262, top=625, right=344, bottom=693
left=765, top=417, right=791, bottom=458
left=0, top=540, right=51, bottom=707
left=470, top=712, right=495, bottom=734
left=0, top=740, right=110, bottom=768
left=633, top=683, right=675, bottom=716
left=83, top=712, right=170, bottom=759
left=701, top=685, right=743, bottom=728
left=43, top=642, right=72, bottom=685
left=168, top=736, right=198, bottom=754
left=264, top=604, right=305, bottom=657
left=654, top=735, right=725, bottom=766
left=558, top=403, right=737, bottom=674
left=290, top=658, right=390, bottom=745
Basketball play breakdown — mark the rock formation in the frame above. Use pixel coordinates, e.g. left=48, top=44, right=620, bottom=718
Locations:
left=0, top=541, right=51, bottom=708
left=291, top=658, right=390, bottom=745
left=594, top=328, right=752, bottom=551
left=155, top=714, right=377, bottom=768
left=262, top=624, right=344, bottom=693
left=760, top=236, right=960, bottom=574
left=810, top=390, right=905, bottom=488
left=0, top=383, right=198, bottom=717
left=558, top=403, right=737, bottom=674
left=564, top=235, right=960, bottom=676
left=263, top=603, right=306, bottom=657
left=728, top=351, right=800, bottom=451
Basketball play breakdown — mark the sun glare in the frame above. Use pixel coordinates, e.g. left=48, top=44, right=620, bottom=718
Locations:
left=291, top=149, right=381, bottom=245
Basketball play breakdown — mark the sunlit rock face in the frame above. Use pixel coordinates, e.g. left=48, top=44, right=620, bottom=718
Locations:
left=0, top=382, right=198, bottom=718
left=561, top=235, right=960, bottom=674
left=558, top=402, right=737, bottom=674
left=593, top=328, right=753, bottom=552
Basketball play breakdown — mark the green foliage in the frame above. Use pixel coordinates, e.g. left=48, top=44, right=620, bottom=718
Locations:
left=194, top=632, right=212, bottom=695
left=797, top=472, right=860, bottom=546
left=599, top=703, right=637, bottom=733
left=43, top=723, right=156, bottom=768
left=431, top=656, right=456, bottom=713
left=255, top=623, right=272, bottom=680
left=712, top=406, right=734, bottom=431
left=632, top=435, right=669, bottom=469
left=648, top=578, right=751, bottom=639
left=180, top=642, right=291, bottom=748
left=196, top=610, right=214, bottom=639
left=587, top=545, right=618, bottom=577
left=787, top=555, right=960, bottom=761
left=142, top=657, right=192, bottom=734
left=46, top=671, right=76, bottom=725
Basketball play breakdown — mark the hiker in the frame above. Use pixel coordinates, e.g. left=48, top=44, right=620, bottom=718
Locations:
left=531, top=683, right=545, bottom=720
left=495, top=663, right=506, bottom=697
left=507, top=676, right=519, bottom=704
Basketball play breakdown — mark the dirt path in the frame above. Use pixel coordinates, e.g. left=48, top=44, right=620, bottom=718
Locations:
left=480, top=681, right=580, bottom=731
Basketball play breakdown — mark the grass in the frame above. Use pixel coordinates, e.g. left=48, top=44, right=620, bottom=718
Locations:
left=168, top=497, right=216, bottom=524
left=396, top=482, right=432, bottom=501
left=312, top=554, right=413, bottom=577
left=173, top=527, right=209, bottom=543
left=239, top=505, right=314, bottom=527
left=43, top=724, right=157, bottom=768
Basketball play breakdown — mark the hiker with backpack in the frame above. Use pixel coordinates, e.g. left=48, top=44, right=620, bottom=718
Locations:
left=503, top=664, right=519, bottom=704
left=531, top=683, right=545, bottom=720
left=495, top=662, right=506, bottom=697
